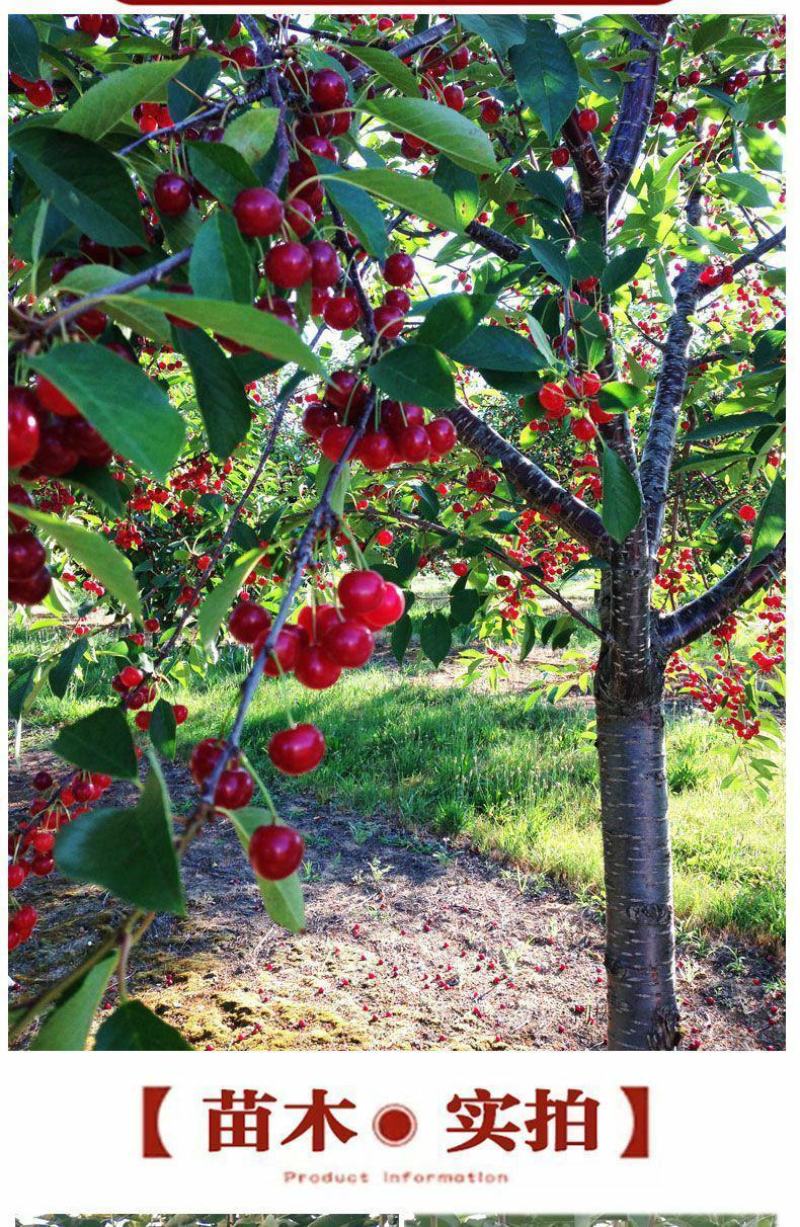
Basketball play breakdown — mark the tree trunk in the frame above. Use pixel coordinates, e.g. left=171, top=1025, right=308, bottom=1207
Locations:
left=596, top=689, right=680, bottom=1050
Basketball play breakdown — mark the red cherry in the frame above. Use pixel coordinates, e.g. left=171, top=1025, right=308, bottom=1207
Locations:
left=398, top=423, right=432, bottom=463
left=35, top=374, right=79, bottom=418
left=230, top=601, right=271, bottom=645
left=538, top=382, right=567, bottom=418
left=338, top=569, right=386, bottom=614
left=8, top=387, right=41, bottom=468
left=307, top=239, right=341, bottom=288
left=309, top=68, right=347, bottom=110
left=264, top=241, right=313, bottom=290
left=322, top=618, right=375, bottom=668
left=9, top=567, right=52, bottom=606
left=323, top=295, right=360, bottom=331
left=294, top=642, right=342, bottom=690
left=297, top=603, right=339, bottom=643
left=144, top=617, right=161, bottom=632
left=375, top=529, right=394, bottom=547
left=230, top=45, right=257, bottom=70
left=189, top=736, right=227, bottom=785
left=374, top=304, right=405, bottom=340
left=232, top=186, right=284, bottom=237
left=99, top=14, right=119, bottom=37
left=577, top=108, right=599, bottom=133
left=214, top=767, right=254, bottom=810
left=384, top=288, right=411, bottom=313
left=31, top=854, right=55, bottom=877
left=286, top=197, right=315, bottom=238
left=8, top=532, right=46, bottom=580
left=259, top=626, right=303, bottom=677
left=153, top=172, right=192, bottom=217
left=302, top=400, right=338, bottom=440
left=25, top=80, right=54, bottom=108
left=578, top=371, right=602, bottom=397
left=358, top=581, right=406, bottom=629
left=33, top=770, right=53, bottom=791
left=173, top=703, right=189, bottom=725
left=9, top=864, right=27, bottom=890
left=325, top=369, right=368, bottom=414
left=480, top=98, right=503, bottom=125
left=248, top=823, right=305, bottom=880
left=380, top=399, right=424, bottom=437
left=77, top=13, right=103, bottom=36
left=383, top=252, right=415, bottom=286
left=443, top=84, right=465, bottom=111
left=738, top=504, right=757, bottom=523
left=134, top=711, right=152, bottom=731
left=320, top=423, right=354, bottom=462
left=356, top=429, right=395, bottom=472
left=426, top=417, right=457, bottom=455
left=268, top=723, right=326, bottom=775
left=570, top=417, right=596, bottom=442
left=65, top=416, right=111, bottom=464
left=118, top=665, right=144, bottom=689
left=552, top=146, right=570, bottom=167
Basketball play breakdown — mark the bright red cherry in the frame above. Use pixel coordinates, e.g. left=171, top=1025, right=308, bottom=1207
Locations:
left=374, top=305, right=404, bottom=339
left=294, top=642, right=342, bottom=690
left=189, top=736, right=227, bottom=785
left=264, top=241, right=313, bottom=290
left=356, top=429, right=395, bottom=472
left=8, top=567, right=52, bottom=606
left=338, top=569, right=385, bottom=614
left=302, top=400, right=338, bottom=439
left=384, top=288, right=411, bottom=314
left=307, top=239, right=341, bottom=288
left=426, top=417, right=457, bottom=455
left=577, top=107, right=599, bottom=133
left=297, top=603, right=339, bottom=642
left=8, top=532, right=46, bottom=580
left=118, top=665, right=144, bottom=689
left=286, top=197, right=315, bottom=238
left=25, top=80, right=54, bottom=108
left=323, top=295, right=359, bottom=331
left=383, top=252, right=415, bottom=286
left=77, top=14, right=103, bottom=36
left=359, top=581, right=406, bottom=629
left=552, top=145, right=570, bottom=167
left=538, top=382, right=567, bottom=416
left=248, top=823, right=305, bottom=880
left=325, top=369, right=368, bottom=414
left=571, top=417, right=596, bottom=442
left=214, top=767, right=254, bottom=809
left=309, top=68, right=348, bottom=110
left=153, top=172, right=192, bottom=217
left=320, top=423, right=354, bottom=461
left=443, top=84, right=465, bottom=111
left=322, top=619, right=375, bottom=668
left=8, top=387, right=41, bottom=468
left=398, top=423, right=431, bottom=462
left=229, top=601, right=271, bottom=645
left=480, top=98, right=503, bottom=125
left=99, top=14, right=119, bottom=37
left=173, top=703, right=189, bottom=725
left=230, top=45, right=257, bottom=70
left=268, top=723, right=326, bottom=775
left=259, top=625, right=304, bottom=677
left=35, top=374, right=79, bottom=418
left=232, top=186, right=284, bottom=237
left=738, top=504, right=757, bottom=523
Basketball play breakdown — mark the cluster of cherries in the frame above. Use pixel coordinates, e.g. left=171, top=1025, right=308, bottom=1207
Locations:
left=302, top=371, right=458, bottom=471
left=8, top=375, right=118, bottom=605
left=110, top=663, right=189, bottom=732
left=534, top=371, right=612, bottom=441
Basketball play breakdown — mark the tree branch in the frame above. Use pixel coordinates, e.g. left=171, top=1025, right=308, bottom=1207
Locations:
left=607, top=15, right=672, bottom=214
left=443, top=402, right=614, bottom=558
left=656, top=537, right=785, bottom=655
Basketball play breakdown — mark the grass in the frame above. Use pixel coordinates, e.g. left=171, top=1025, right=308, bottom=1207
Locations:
left=17, top=641, right=785, bottom=943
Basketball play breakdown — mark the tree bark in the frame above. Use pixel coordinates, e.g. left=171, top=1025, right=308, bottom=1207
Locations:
left=596, top=685, right=681, bottom=1050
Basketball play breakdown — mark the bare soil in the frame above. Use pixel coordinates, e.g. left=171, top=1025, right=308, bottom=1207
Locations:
left=9, top=743, right=784, bottom=1052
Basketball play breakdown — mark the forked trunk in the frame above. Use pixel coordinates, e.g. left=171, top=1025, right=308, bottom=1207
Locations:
left=596, top=690, right=680, bottom=1050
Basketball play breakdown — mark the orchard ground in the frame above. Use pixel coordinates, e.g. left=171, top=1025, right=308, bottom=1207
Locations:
left=9, top=580, right=785, bottom=1051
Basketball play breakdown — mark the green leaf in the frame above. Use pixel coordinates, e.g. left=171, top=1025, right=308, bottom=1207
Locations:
left=450, top=325, right=543, bottom=372
left=189, top=210, right=254, bottom=303
left=600, top=443, right=642, bottom=543
left=370, top=344, right=456, bottom=409
left=717, top=171, right=773, bottom=210
left=324, top=166, right=459, bottom=232
left=175, top=325, right=251, bottom=458
left=94, top=1001, right=192, bottom=1050
left=66, top=460, right=128, bottom=516
left=416, top=293, right=492, bottom=353
left=684, top=411, right=775, bottom=442
left=419, top=612, right=452, bottom=666
left=14, top=505, right=143, bottom=623
left=187, top=141, right=259, bottom=206
left=749, top=474, right=785, bottom=567
left=601, top=245, right=650, bottom=293
left=692, top=14, right=730, bottom=53
left=315, top=456, right=350, bottom=517
left=222, top=106, right=280, bottom=164
left=433, top=156, right=479, bottom=227
left=197, top=548, right=267, bottom=650
left=58, top=263, right=172, bottom=345
left=31, top=954, right=117, bottom=1051
left=48, top=638, right=89, bottom=700
left=52, top=705, right=138, bottom=779
left=509, top=20, right=579, bottom=143
left=322, top=175, right=387, bottom=262
left=597, top=382, right=646, bottom=411
left=390, top=614, right=413, bottom=664
left=362, top=96, right=497, bottom=174
left=58, top=59, right=183, bottom=141
left=521, top=169, right=567, bottom=212
left=230, top=808, right=305, bottom=933
left=56, top=759, right=185, bottom=914
left=9, top=15, right=40, bottom=81
left=458, top=15, right=528, bottom=57
left=450, top=586, right=483, bottom=626
left=29, top=345, right=185, bottom=483
left=519, top=614, right=537, bottom=661
left=149, top=698, right=177, bottom=761
left=746, top=77, right=785, bottom=125
left=11, top=127, right=145, bottom=248
left=133, top=292, right=326, bottom=376
left=346, top=44, right=421, bottom=95
left=167, top=52, right=220, bottom=123
left=527, top=237, right=571, bottom=288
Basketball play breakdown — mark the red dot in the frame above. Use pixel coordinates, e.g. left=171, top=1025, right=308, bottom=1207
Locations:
left=373, top=1104, right=417, bottom=1146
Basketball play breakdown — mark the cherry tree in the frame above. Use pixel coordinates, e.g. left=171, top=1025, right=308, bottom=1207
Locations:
left=8, top=11, right=785, bottom=1050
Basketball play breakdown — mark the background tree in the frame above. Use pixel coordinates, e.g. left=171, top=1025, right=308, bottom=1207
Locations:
left=7, top=11, right=785, bottom=1051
